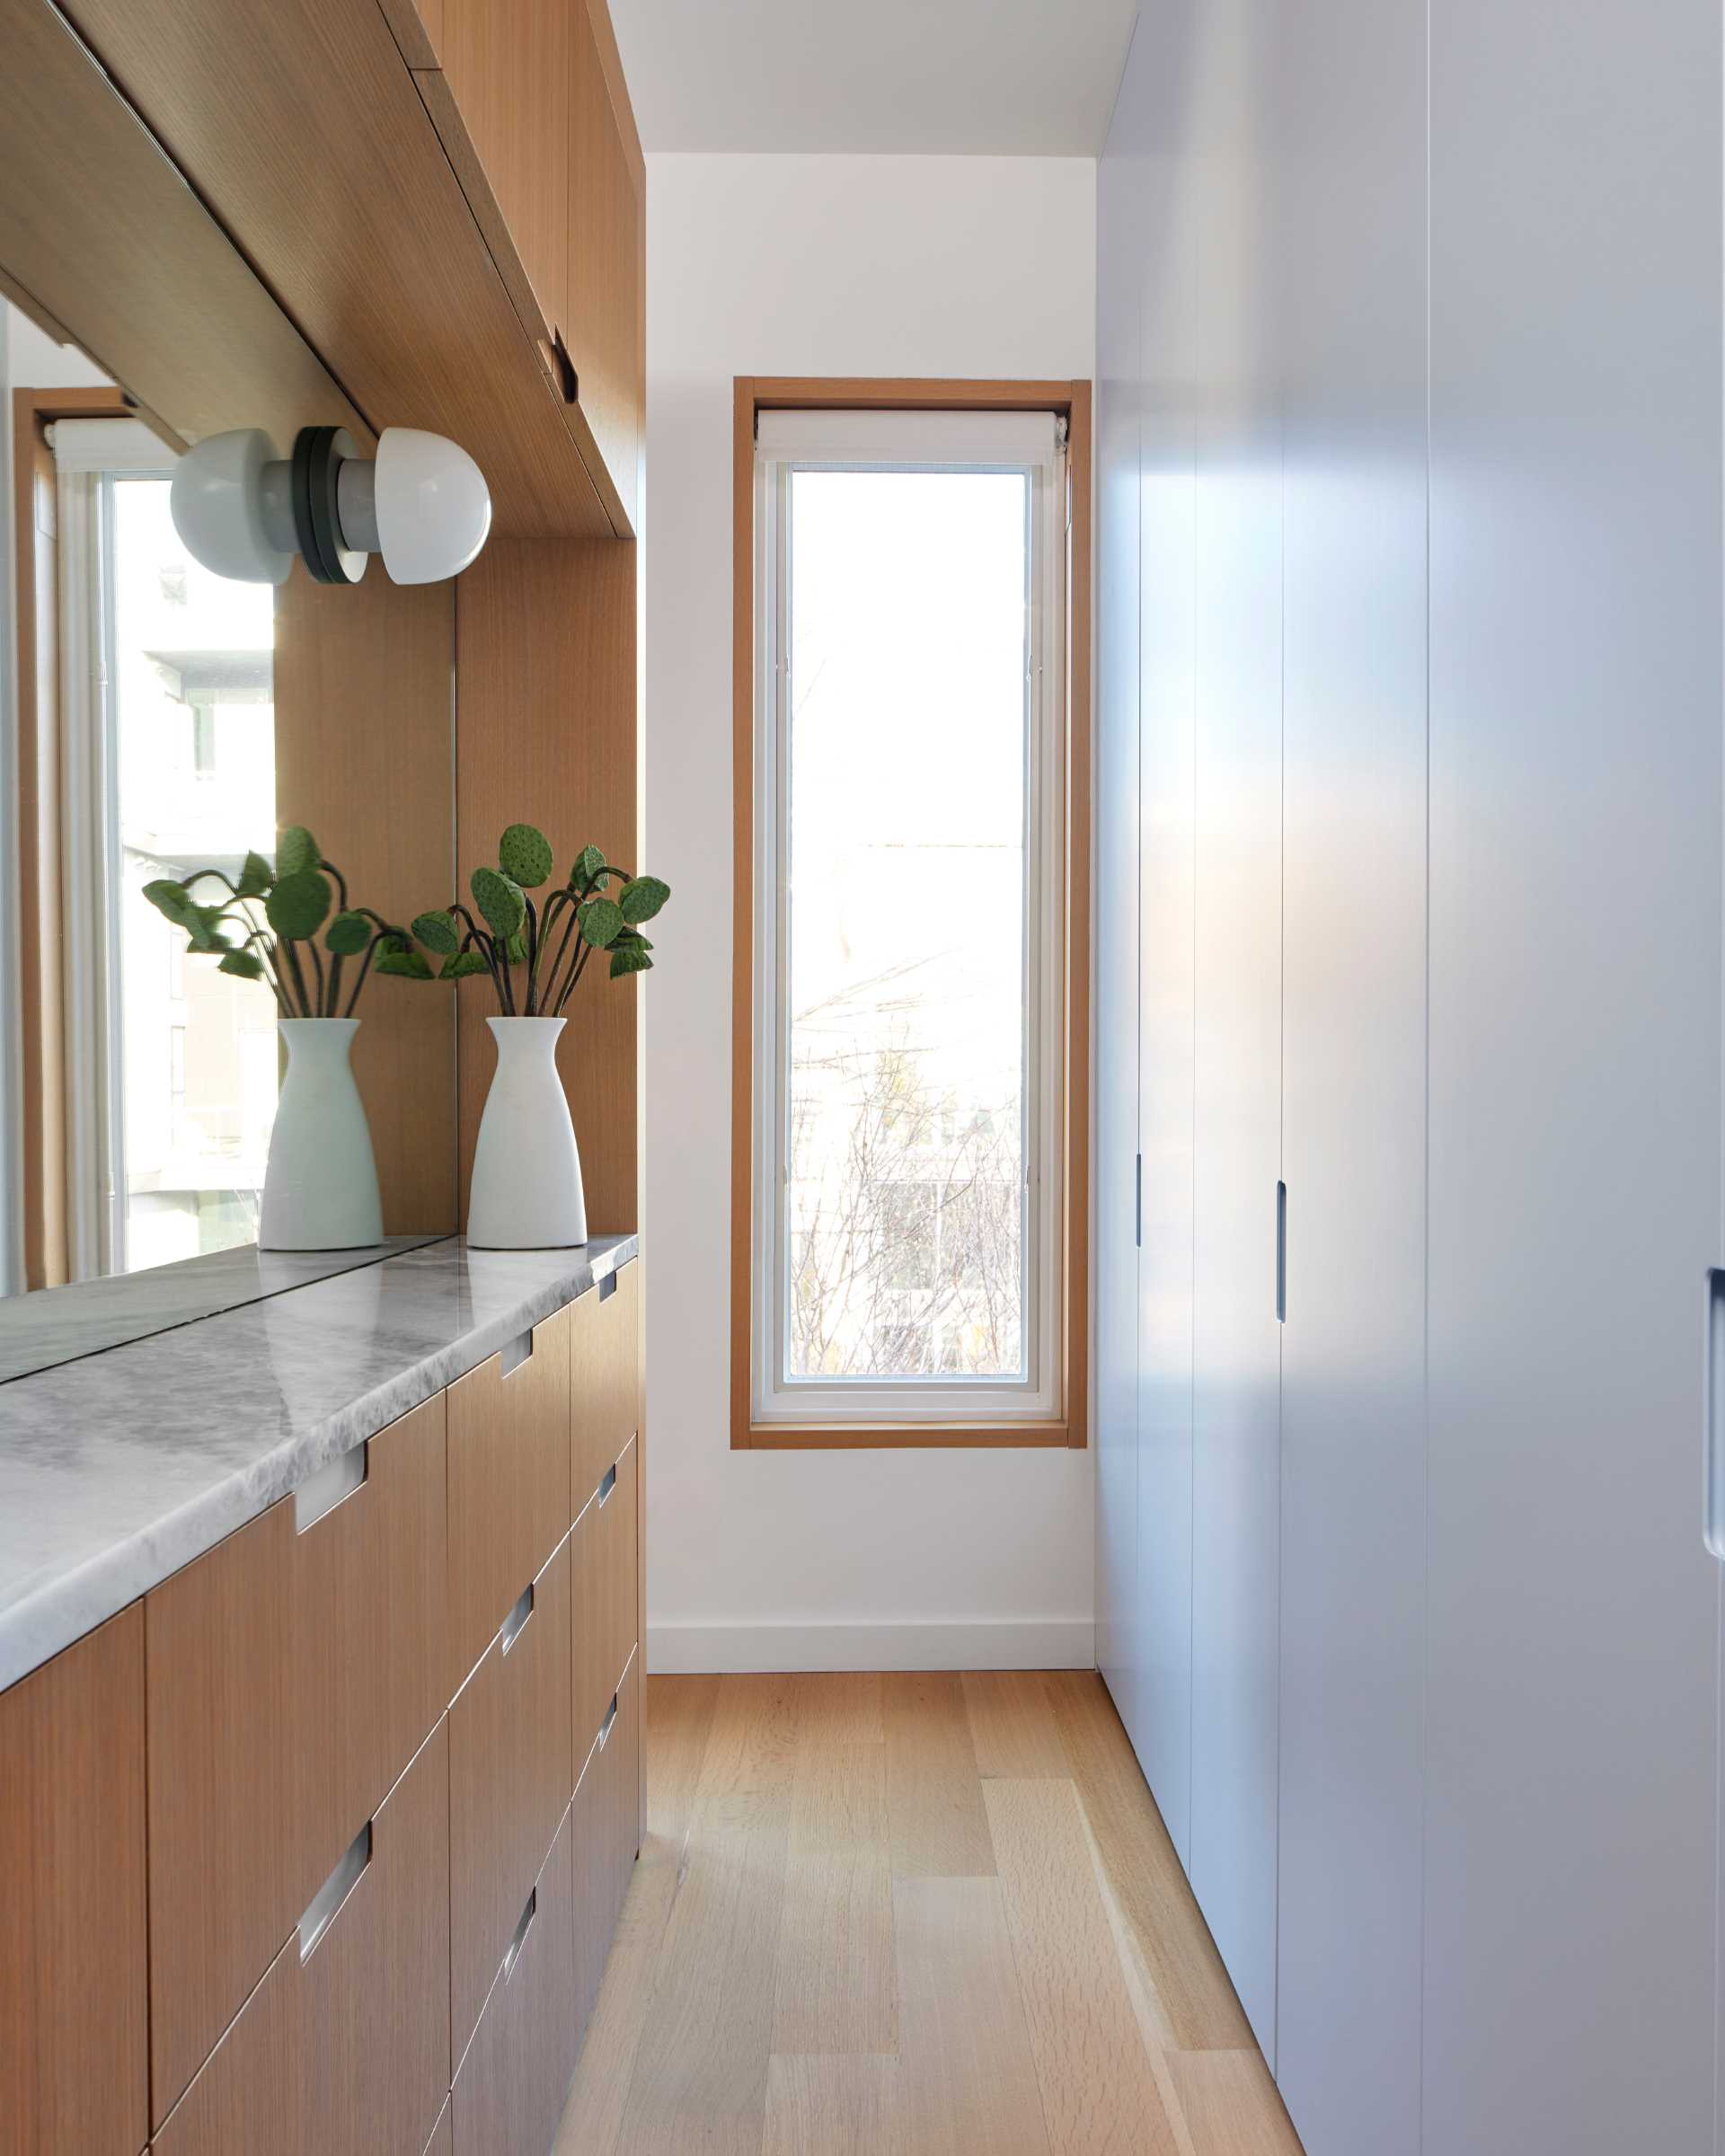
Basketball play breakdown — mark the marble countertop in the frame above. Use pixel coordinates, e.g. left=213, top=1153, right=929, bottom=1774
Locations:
left=0, top=1233, right=637, bottom=1692
left=0, top=1236, right=443, bottom=1384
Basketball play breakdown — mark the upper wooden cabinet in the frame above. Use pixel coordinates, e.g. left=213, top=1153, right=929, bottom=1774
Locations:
left=402, top=0, right=643, bottom=536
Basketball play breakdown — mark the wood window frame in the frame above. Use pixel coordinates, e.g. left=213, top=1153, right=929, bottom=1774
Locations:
left=730, top=376, right=1092, bottom=1452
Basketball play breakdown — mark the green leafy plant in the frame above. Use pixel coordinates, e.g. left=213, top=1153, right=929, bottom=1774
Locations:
left=141, top=826, right=414, bottom=1019
left=405, top=822, right=669, bottom=1014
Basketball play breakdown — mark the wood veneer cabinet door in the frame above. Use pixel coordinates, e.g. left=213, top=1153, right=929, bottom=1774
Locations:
left=146, top=1499, right=313, bottom=2129
left=448, top=1530, right=574, bottom=2063
left=447, top=1300, right=572, bottom=1690
left=294, top=1394, right=449, bottom=1888
left=569, top=1645, right=638, bottom=2052
left=567, top=0, right=641, bottom=531
left=422, top=2099, right=453, bottom=2156
left=0, top=1604, right=147, bottom=2156
left=436, top=0, right=569, bottom=346
left=156, top=1719, right=451, bottom=2156
left=571, top=1432, right=638, bottom=1755
left=571, top=1262, right=639, bottom=1509
left=453, top=1803, right=578, bottom=2156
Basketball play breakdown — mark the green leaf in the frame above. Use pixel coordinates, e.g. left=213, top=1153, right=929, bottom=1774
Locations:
left=505, top=930, right=528, bottom=964
left=411, top=908, right=461, bottom=957
left=471, top=865, right=526, bottom=940
left=440, top=950, right=491, bottom=980
left=325, top=910, right=372, bottom=957
left=499, top=822, right=554, bottom=888
left=609, top=946, right=653, bottom=979
left=236, top=850, right=273, bottom=899
left=613, top=928, right=652, bottom=950
left=142, top=878, right=196, bottom=927
left=375, top=948, right=435, bottom=979
left=578, top=897, right=624, bottom=949
left=618, top=875, right=670, bottom=926
left=218, top=948, right=266, bottom=980
left=572, top=844, right=606, bottom=888
left=276, top=825, right=320, bottom=877
left=265, top=868, right=332, bottom=941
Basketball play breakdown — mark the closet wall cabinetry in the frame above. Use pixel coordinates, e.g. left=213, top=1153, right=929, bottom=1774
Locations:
left=1099, top=4, right=1723, bottom=2152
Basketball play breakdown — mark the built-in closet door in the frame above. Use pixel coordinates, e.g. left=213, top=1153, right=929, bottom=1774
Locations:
left=1135, top=15, right=1202, bottom=1862
left=1187, top=0, right=1282, bottom=2056
left=1093, top=32, right=1145, bottom=1733
left=1423, top=2, right=1723, bottom=2149
left=1272, top=1, right=1429, bottom=2149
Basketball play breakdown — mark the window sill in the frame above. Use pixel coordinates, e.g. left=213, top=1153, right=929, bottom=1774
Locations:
left=733, top=1421, right=1081, bottom=1452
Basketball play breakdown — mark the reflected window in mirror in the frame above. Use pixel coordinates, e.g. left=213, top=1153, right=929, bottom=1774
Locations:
left=50, top=416, right=277, bottom=1274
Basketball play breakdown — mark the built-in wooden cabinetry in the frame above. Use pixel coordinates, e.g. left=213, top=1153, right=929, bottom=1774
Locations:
left=1, top=1260, right=640, bottom=2156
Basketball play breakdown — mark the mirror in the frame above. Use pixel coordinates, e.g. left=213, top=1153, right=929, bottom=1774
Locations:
left=0, top=0, right=459, bottom=1360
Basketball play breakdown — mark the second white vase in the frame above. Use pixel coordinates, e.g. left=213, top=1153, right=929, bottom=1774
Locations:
left=467, top=1016, right=588, bottom=1249
left=260, top=1018, right=385, bottom=1250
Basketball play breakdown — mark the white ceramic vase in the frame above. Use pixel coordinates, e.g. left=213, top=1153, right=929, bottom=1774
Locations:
left=467, top=1016, right=588, bottom=1249
left=260, top=1019, right=385, bottom=1250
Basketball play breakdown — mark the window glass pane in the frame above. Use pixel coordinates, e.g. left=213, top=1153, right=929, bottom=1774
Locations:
left=784, top=466, right=1030, bottom=1382
left=111, top=477, right=278, bottom=1270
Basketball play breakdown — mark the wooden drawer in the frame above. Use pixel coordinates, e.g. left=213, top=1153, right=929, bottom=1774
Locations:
left=447, top=1301, right=572, bottom=1690
left=571, top=1646, right=640, bottom=2049
left=155, top=1719, right=450, bottom=2156
left=448, top=1529, right=574, bottom=2063
left=146, top=1499, right=314, bottom=2128
left=453, top=1803, right=579, bottom=2156
left=571, top=1432, right=637, bottom=1756
left=571, top=1260, right=638, bottom=1510
left=0, top=1605, right=147, bottom=2156
left=293, top=1393, right=448, bottom=1892
left=148, top=1398, right=449, bottom=2124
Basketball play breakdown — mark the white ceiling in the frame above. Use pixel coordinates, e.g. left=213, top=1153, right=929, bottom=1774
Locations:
left=608, top=0, right=1137, bottom=157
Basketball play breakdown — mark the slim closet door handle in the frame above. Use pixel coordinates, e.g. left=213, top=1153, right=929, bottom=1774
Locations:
left=1275, top=1183, right=1287, bottom=1324
left=1705, top=1271, right=1725, bottom=1558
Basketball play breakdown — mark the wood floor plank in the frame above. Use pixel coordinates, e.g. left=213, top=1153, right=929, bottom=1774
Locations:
left=894, top=1876, right=1052, bottom=2156
left=1046, top=1674, right=1252, bottom=2051
left=689, top=1673, right=803, bottom=1834
left=963, top=1671, right=1072, bottom=1777
left=773, top=1742, right=896, bottom=2053
left=790, top=1670, right=886, bottom=1747
left=764, top=2055, right=907, bottom=2156
left=1167, top=2051, right=1304, bottom=2156
left=985, top=1778, right=1184, bottom=2155
left=883, top=1672, right=995, bottom=1878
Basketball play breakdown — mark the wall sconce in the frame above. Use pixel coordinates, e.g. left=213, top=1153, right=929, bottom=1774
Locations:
left=170, top=424, right=492, bottom=587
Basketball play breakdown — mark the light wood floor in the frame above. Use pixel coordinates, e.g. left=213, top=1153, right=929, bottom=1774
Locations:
left=553, top=1670, right=1304, bottom=2155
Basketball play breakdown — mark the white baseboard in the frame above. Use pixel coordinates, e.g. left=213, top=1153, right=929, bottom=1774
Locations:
left=645, top=1618, right=1095, bottom=1675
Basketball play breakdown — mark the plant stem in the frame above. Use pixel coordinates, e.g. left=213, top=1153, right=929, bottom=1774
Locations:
left=307, top=939, right=328, bottom=1017
left=539, top=893, right=581, bottom=1013
left=327, top=950, right=344, bottom=1017
left=280, top=936, right=314, bottom=1018
left=341, top=937, right=380, bottom=1019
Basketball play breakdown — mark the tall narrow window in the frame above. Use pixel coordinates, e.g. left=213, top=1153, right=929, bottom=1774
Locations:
left=746, top=404, right=1073, bottom=1436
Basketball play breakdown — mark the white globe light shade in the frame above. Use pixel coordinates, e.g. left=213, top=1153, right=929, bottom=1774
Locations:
left=372, top=428, right=491, bottom=584
left=169, top=428, right=294, bottom=585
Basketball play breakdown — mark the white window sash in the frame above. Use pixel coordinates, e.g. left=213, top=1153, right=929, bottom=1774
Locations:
left=750, top=408, right=1068, bottom=1427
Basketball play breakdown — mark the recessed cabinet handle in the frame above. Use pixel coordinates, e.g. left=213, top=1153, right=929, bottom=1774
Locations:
left=503, top=1886, right=536, bottom=1981
left=299, top=1821, right=371, bottom=1961
left=1276, top=1182, right=1287, bottom=1325
left=500, top=1328, right=534, bottom=1377
left=598, top=1463, right=618, bottom=1505
left=598, top=1269, right=618, bottom=1303
left=597, top=1692, right=620, bottom=1749
left=500, top=1582, right=534, bottom=1654
left=1706, top=1271, right=1725, bottom=1559
left=295, top=1441, right=367, bottom=1533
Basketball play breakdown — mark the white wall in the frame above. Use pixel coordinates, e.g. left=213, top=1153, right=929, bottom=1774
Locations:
left=644, top=154, right=1097, bottom=1673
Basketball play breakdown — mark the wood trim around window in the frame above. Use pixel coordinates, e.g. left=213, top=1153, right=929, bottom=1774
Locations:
left=730, top=376, right=1092, bottom=1452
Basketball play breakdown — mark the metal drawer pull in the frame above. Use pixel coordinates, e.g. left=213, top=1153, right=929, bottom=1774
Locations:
left=1276, top=1182, right=1287, bottom=1324
left=500, top=1582, right=535, bottom=1654
left=500, top=1327, right=534, bottom=1377
left=503, top=1886, right=536, bottom=1981
left=295, top=1441, right=367, bottom=1533
left=598, top=1462, right=618, bottom=1505
left=597, top=1692, right=620, bottom=1749
left=299, top=1821, right=371, bottom=1961
left=598, top=1268, right=618, bottom=1303
left=1706, top=1270, right=1725, bottom=1559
